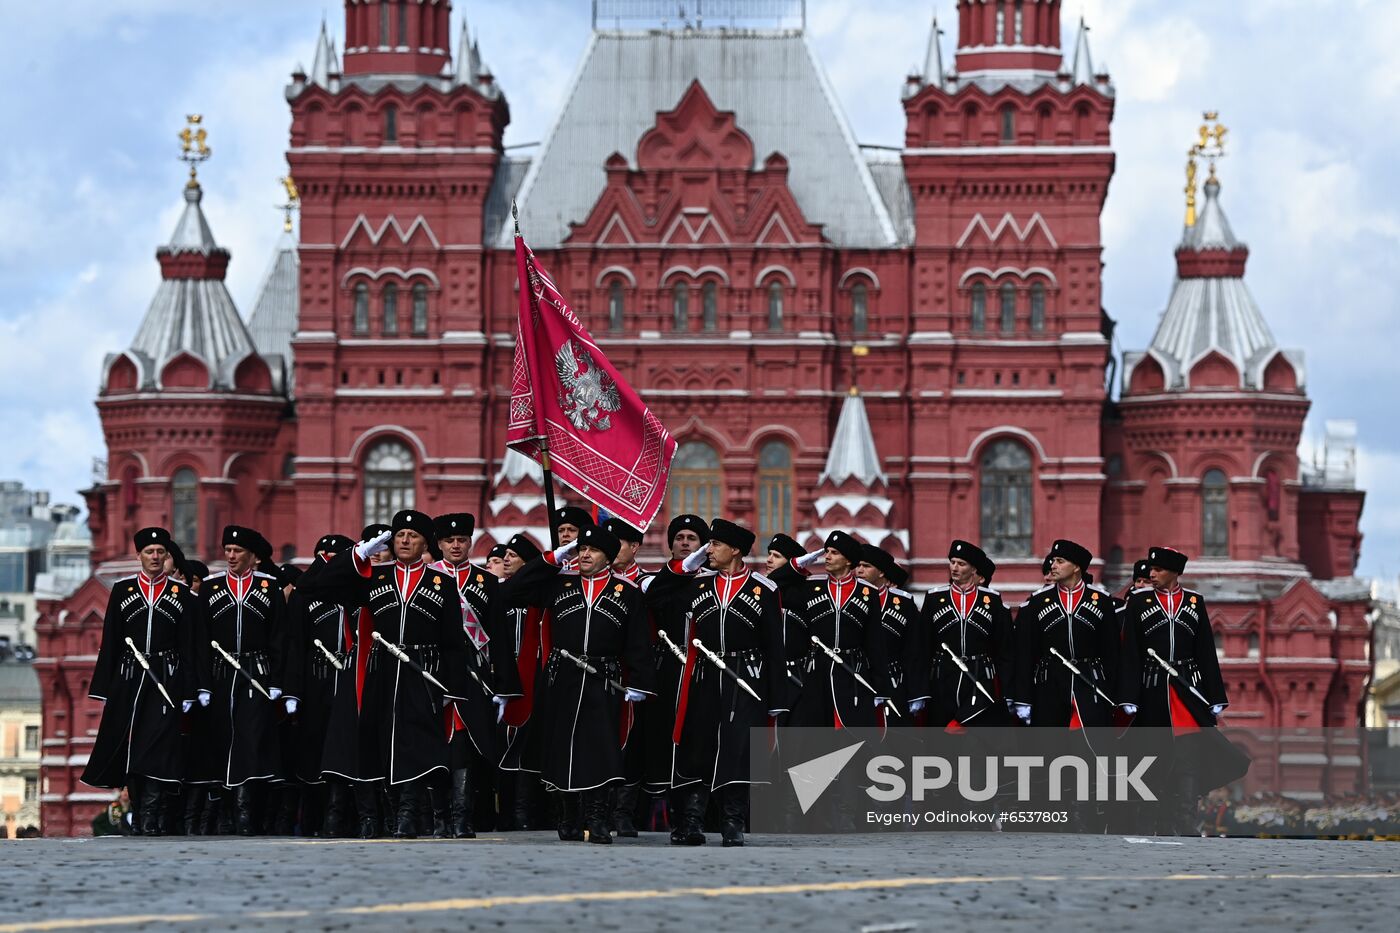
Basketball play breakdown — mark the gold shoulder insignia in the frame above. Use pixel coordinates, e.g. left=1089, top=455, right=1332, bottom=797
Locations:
left=261, top=580, right=269, bottom=588
left=614, top=584, right=624, bottom=593
left=753, top=586, right=762, bottom=596
left=476, top=574, right=484, bottom=584
left=1189, top=596, right=1197, bottom=604
left=127, top=586, right=134, bottom=592
left=893, top=597, right=901, bottom=606
left=983, top=595, right=990, bottom=605
left=1091, top=593, right=1099, bottom=602
left=433, top=575, right=441, bottom=585
left=171, top=585, right=179, bottom=594
left=861, top=587, right=870, bottom=597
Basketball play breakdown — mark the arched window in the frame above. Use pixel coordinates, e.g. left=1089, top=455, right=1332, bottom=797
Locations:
left=382, top=284, right=398, bottom=335
left=970, top=282, right=986, bottom=332
left=1246, top=632, right=1260, bottom=659
left=756, top=441, right=793, bottom=542
left=767, top=281, right=784, bottom=332
left=669, top=441, right=722, bottom=521
left=1030, top=282, right=1046, bottom=332
left=979, top=440, right=1033, bottom=556
left=851, top=283, right=868, bottom=334
left=673, top=283, right=689, bottom=331
left=171, top=468, right=198, bottom=554
left=384, top=104, right=398, bottom=144
left=411, top=283, right=428, bottom=336
left=1000, top=282, right=1016, bottom=333
left=353, top=283, right=370, bottom=335
left=608, top=280, right=625, bottom=332
left=1202, top=468, right=1229, bottom=556
left=1000, top=105, right=1015, bottom=143
left=702, top=281, right=718, bottom=332
left=364, top=439, right=416, bottom=525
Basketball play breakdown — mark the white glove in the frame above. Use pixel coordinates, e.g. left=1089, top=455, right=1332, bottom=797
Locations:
left=1014, top=703, right=1031, bottom=723
left=442, top=696, right=453, bottom=709
left=874, top=696, right=889, bottom=708
left=909, top=698, right=926, bottom=714
left=493, top=695, right=508, bottom=723
left=1004, top=697, right=1015, bottom=711
left=182, top=699, right=194, bottom=713
left=552, top=540, right=579, bottom=562
left=624, top=688, right=646, bottom=703
left=681, top=548, right=709, bottom=573
left=767, top=710, right=785, bottom=717
left=268, top=687, right=283, bottom=701
left=1210, top=704, right=1225, bottom=716
left=796, top=549, right=825, bottom=570
left=197, top=690, right=211, bottom=707
left=355, top=529, right=393, bottom=561
left=1119, top=703, right=1138, bottom=716
left=285, top=697, right=298, bottom=715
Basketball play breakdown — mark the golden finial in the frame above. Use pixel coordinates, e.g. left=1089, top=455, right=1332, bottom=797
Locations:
left=850, top=344, right=870, bottom=395
left=278, top=175, right=300, bottom=233
left=1185, top=110, right=1227, bottom=226
left=178, top=114, right=211, bottom=187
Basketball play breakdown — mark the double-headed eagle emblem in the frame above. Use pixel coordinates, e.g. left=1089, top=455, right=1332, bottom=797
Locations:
left=555, top=338, right=621, bottom=432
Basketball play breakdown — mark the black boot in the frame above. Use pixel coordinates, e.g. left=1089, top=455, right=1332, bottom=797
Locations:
left=682, top=787, right=709, bottom=846
left=183, top=785, right=203, bottom=836
left=612, top=784, right=639, bottom=838
left=1176, top=773, right=1200, bottom=837
left=203, top=791, right=225, bottom=836
left=235, top=784, right=257, bottom=836
left=380, top=784, right=398, bottom=837
left=512, top=772, right=535, bottom=831
left=450, top=768, right=475, bottom=839
left=720, top=785, right=747, bottom=847
left=354, top=783, right=379, bottom=839
left=325, top=783, right=352, bottom=838
left=274, top=785, right=300, bottom=836
left=139, top=781, right=164, bottom=837
left=301, top=785, right=327, bottom=838
left=667, top=788, right=686, bottom=845
left=583, top=790, right=612, bottom=845
left=426, top=775, right=452, bottom=839
left=394, top=781, right=421, bottom=838
left=556, top=792, right=584, bottom=841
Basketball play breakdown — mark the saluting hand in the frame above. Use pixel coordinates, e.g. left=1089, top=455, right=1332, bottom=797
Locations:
left=355, top=530, right=393, bottom=561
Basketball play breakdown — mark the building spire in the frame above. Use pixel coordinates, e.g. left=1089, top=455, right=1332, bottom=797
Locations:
left=176, top=114, right=210, bottom=189
left=820, top=348, right=887, bottom=488
left=310, top=17, right=335, bottom=86
left=1071, top=17, right=1094, bottom=84
left=923, top=14, right=944, bottom=87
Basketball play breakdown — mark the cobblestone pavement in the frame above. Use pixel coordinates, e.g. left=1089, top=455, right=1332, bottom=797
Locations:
left=5, top=832, right=1398, bottom=932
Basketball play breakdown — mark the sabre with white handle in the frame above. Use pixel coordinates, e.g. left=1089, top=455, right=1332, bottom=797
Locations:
left=810, top=634, right=900, bottom=717
left=657, top=628, right=688, bottom=665
left=940, top=642, right=1000, bottom=707
left=124, top=637, right=176, bottom=709
left=1146, top=648, right=1214, bottom=708
left=312, top=638, right=345, bottom=671
left=371, top=631, right=451, bottom=695
left=557, top=648, right=624, bottom=692
left=210, top=640, right=273, bottom=699
left=691, top=637, right=763, bottom=703
left=1049, top=647, right=1116, bottom=706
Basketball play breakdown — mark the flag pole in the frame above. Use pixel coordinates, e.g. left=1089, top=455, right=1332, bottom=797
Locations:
left=514, top=199, right=561, bottom=548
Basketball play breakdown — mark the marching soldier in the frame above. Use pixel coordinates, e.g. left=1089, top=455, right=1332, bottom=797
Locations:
left=194, top=525, right=290, bottom=835
left=602, top=517, right=651, bottom=834
left=429, top=511, right=522, bottom=838
left=855, top=544, right=918, bottom=723
left=1119, top=546, right=1231, bottom=833
left=1012, top=539, right=1132, bottom=729
left=280, top=533, right=356, bottom=836
left=295, top=511, right=473, bottom=838
left=497, top=533, right=547, bottom=830
left=646, top=519, right=787, bottom=846
left=906, top=541, right=1015, bottom=726
left=484, top=544, right=508, bottom=580
left=764, top=533, right=806, bottom=575
left=497, top=526, right=655, bottom=844
left=770, top=531, right=891, bottom=729
left=83, top=527, right=206, bottom=836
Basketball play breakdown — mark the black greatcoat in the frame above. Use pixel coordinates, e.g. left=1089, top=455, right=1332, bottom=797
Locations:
left=281, top=586, right=357, bottom=784
left=430, top=561, right=523, bottom=767
left=1013, top=585, right=1134, bottom=728
left=1118, top=588, right=1227, bottom=727
left=874, top=586, right=919, bottom=718
left=647, top=566, right=788, bottom=790
left=190, top=570, right=287, bottom=787
left=498, top=558, right=655, bottom=792
left=906, top=585, right=1016, bottom=727
left=637, top=563, right=690, bottom=792
left=296, top=552, right=471, bottom=785
left=83, top=575, right=202, bottom=788
left=769, top=565, right=891, bottom=729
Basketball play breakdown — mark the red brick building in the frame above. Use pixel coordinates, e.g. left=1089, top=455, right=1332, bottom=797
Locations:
left=36, top=0, right=1369, bottom=832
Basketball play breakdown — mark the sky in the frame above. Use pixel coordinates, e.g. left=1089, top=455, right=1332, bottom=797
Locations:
left=0, top=0, right=1396, bottom=582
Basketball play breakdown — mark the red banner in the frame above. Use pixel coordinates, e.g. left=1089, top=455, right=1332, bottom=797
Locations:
left=508, top=235, right=676, bottom=530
